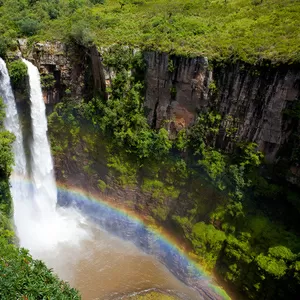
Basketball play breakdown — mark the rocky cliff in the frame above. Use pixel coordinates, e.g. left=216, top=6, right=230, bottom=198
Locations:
left=144, top=52, right=300, bottom=163
left=15, top=40, right=106, bottom=105
left=16, top=43, right=300, bottom=165
left=13, top=43, right=300, bottom=300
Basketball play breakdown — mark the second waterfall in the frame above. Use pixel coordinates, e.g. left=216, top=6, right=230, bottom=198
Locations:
left=13, top=59, right=90, bottom=263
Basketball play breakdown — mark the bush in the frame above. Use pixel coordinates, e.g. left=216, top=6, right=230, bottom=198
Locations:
left=0, top=236, right=81, bottom=299
left=18, top=17, right=40, bottom=36
left=0, top=37, right=8, bottom=58
left=41, top=73, right=56, bottom=89
left=0, top=98, right=15, bottom=178
left=70, top=20, right=94, bottom=46
left=0, top=29, right=18, bottom=58
left=7, top=60, right=27, bottom=87
left=97, top=179, right=107, bottom=192
left=189, top=222, right=226, bottom=268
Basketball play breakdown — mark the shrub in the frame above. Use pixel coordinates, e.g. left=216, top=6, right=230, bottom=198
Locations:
left=0, top=236, right=81, bottom=299
left=97, top=179, right=107, bottom=192
left=190, top=222, right=226, bottom=268
left=70, top=20, right=94, bottom=46
left=41, top=73, right=56, bottom=89
left=7, top=60, right=28, bottom=87
left=18, top=18, right=40, bottom=36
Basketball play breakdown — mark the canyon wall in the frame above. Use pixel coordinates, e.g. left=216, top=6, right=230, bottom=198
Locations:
left=144, top=52, right=300, bottom=163
left=16, top=42, right=300, bottom=169
left=10, top=42, right=300, bottom=300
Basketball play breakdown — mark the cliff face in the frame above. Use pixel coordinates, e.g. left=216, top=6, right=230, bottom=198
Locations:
left=17, top=40, right=106, bottom=105
left=144, top=52, right=210, bottom=131
left=144, top=52, right=300, bottom=162
left=17, top=40, right=84, bottom=104
left=17, top=43, right=300, bottom=164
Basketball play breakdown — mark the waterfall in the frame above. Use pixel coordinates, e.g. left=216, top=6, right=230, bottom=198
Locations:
left=0, top=57, right=90, bottom=273
left=18, top=59, right=90, bottom=259
left=0, top=58, right=31, bottom=235
left=22, top=59, right=57, bottom=215
left=0, top=58, right=27, bottom=176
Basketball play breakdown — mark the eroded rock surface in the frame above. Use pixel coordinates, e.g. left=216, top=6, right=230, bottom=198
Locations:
left=13, top=42, right=300, bottom=166
left=144, top=52, right=300, bottom=162
left=17, top=40, right=106, bottom=105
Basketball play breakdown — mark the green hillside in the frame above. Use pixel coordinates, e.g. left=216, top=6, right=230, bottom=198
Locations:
left=0, top=0, right=300, bottom=63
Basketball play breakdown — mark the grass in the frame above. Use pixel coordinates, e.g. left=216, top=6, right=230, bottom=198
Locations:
left=1, top=0, right=299, bottom=64
left=51, top=0, right=300, bottom=63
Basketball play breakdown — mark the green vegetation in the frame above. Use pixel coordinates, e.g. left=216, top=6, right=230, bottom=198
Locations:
left=0, top=98, right=15, bottom=221
left=7, top=60, right=27, bottom=88
left=0, top=0, right=299, bottom=63
left=41, top=73, right=56, bottom=89
left=0, top=236, right=80, bottom=299
left=47, top=45, right=300, bottom=299
left=0, top=97, right=81, bottom=299
left=97, top=179, right=107, bottom=192
left=0, top=0, right=298, bottom=298
left=83, top=48, right=171, bottom=161
left=190, top=222, right=226, bottom=268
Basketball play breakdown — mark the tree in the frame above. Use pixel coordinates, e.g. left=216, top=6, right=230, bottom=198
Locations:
left=190, top=222, right=226, bottom=268
left=0, top=236, right=81, bottom=299
left=18, top=17, right=40, bottom=36
left=7, top=60, right=27, bottom=88
left=198, top=148, right=226, bottom=190
left=0, top=98, right=15, bottom=178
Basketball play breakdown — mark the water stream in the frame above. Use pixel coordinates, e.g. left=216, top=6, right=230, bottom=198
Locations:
left=0, top=57, right=30, bottom=215
left=1, top=58, right=227, bottom=300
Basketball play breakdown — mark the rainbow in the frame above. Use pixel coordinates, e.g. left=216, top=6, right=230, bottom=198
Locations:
left=12, top=176, right=231, bottom=300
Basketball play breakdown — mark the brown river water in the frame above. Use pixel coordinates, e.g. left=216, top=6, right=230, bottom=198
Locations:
left=43, top=225, right=201, bottom=300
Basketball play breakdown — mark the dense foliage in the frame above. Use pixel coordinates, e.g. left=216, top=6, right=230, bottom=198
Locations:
left=7, top=60, right=27, bottom=88
left=0, top=236, right=81, bottom=299
left=0, top=0, right=299, bottom=63
left=0, top=97, right=81, bottom=299
left=0, top=98, right=15, bottom=220
left=47, top=47, right=300, bottom=299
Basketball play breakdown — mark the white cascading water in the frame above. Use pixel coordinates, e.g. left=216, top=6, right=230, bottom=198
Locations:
left=18, top=58, right=90, bottom=260
left=0, top=58, right=27, bottom=175
left=22, top=58, right=57, bottom=216
left=0, top=58, right=91, bottom=275
left=0, top=57, right=31, bottom=216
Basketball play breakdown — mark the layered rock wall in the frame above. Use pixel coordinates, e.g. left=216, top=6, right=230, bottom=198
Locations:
left=144, top=52, right=300, bottom=162
left=17, top=41, right=106, bottom=105
left=14, top=42, right=300, bottom=163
